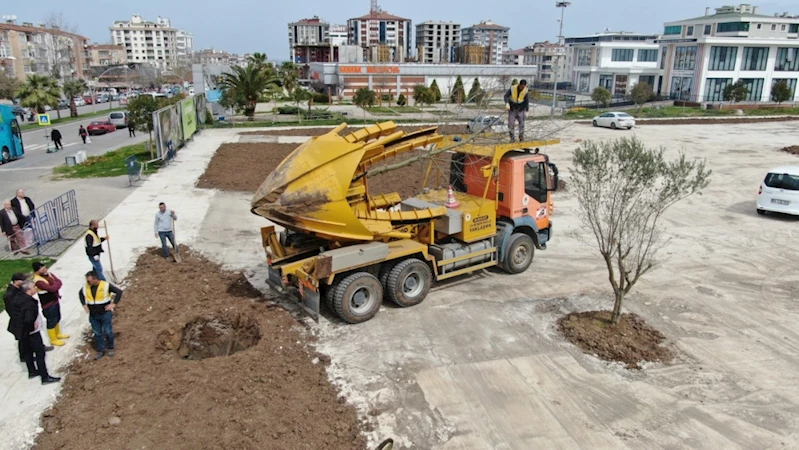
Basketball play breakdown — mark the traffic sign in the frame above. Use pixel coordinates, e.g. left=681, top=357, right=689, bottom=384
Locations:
left=38, top=114, right=51, bottom=126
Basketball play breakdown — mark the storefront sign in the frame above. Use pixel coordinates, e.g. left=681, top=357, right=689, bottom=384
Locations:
left=367, top=66, right=400, bottom=74
left=339, top=66, right=363, bottom=74
left=654, top=38, right=698, bottom=44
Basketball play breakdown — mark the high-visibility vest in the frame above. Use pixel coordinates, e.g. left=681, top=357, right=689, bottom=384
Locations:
left=82, top=281, right=111, bottom=306
left=33, top=273, right=48, bottom=295
left=33, top=273, right=59, bottom=307
left=509, top=85, right=528, bottom=103
left=86, top=229, right=102, bottom=251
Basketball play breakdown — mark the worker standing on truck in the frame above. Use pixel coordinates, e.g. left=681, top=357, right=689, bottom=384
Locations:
left=504, top=79, right=530, bottom=142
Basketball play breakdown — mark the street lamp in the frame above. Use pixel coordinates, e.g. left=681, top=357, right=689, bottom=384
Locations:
left=96, top=65, right=130, bottom=111
left=551, top=1, right=570, bottom=118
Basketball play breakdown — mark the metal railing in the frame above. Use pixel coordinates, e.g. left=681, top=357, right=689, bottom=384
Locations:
left=28, top=190, right=80, bottom=254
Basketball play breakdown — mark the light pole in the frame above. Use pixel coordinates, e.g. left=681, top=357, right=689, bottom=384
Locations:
left=96, top=65, right=130, bottom=110
left=551, top=1, right=570, bottom=117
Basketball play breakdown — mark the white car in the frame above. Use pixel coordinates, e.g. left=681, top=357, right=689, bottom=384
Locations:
left=757, top=166, right=799, bottom=216
left=73, top=97, right=86, bottom=107
left=592, top=112, right=636, bottom=130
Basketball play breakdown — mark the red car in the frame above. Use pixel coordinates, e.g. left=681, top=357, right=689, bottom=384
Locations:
left=83, top=96, right=94, bottom=105
left=87, top=121, right=116, bottom=135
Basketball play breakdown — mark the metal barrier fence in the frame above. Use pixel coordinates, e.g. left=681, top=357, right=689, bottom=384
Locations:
left=30, top=190, right=80, bottom=247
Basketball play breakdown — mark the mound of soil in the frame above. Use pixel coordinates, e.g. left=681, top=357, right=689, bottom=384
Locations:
left=34, top=248, right=365, bottom=450
left=240, top=124, right=468, bottom=137
left=196, top=143, right=296, bottom=192
left=781, top=145, right=799, bottom=155
left=557, top=311, right=673, bottom=369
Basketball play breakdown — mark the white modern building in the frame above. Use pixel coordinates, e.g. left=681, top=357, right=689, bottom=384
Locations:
left=524, top=41, right=569, bottom=84
left=416, top=21, right=461, bottom=64
left=461, top=20, right=510, bottom=65
left=565, top=31, right=661, bottom=95
left=659, top=4, right=799, bottom=102
left=330, top=25, right=348, bottom=46
left=110, top=15, right=184, bottom=69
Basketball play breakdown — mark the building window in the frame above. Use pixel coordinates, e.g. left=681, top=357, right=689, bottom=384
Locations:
left=775, top=48, right=799, bottom=71
left=791, top=24, right=799, bottom=33
left=772, top=78, right=797, bottom=100
left=742, top=47, right=769, bottom=71
left=771, top=24, right=777, bottom=31
left=664, top=26, right=682, bottom=35
left=611, top=49, right=634, bottom=62
left=709, top=46, right=738, bottom=71
left=757, top=24, right=762, bottom=30
left=687, top=26, right=694, bottom=36
left=637, top=49, right=658, bottom=62
left=739, top=78, right=764, bottom=101
left=704, top=78, right=732, bottom=101
left=576, top=48, right=591, bottom=66
left=670, top=76, right=694, bottom=100
left=704, top=24, right=712, bottom=35
left=717, top=22, right=750, bottom=33
left=599, top=74, right=613, bottom=90
left=615, top=75, right=629, bottom=94
left=673, top=46, right=697, bottom=71
left=781, top=25, right=787, bottom=31
left=660, top=47, right=668, bottom=69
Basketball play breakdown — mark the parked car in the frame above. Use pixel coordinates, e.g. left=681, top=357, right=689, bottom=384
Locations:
left=109, top=111, right=128, bottom=128
left=467, top=115, right=504, bottom=133
left=57, top=99, right=69, bottom=110
left=757, top=166, right=799, bottom=216
left=12, top=105, right=27, bottom=117
left=73, top=97, right=86, bottom=107
left=592, top=112, right=636, bottom=130
left=87, top=121, right=116, bottom=135
left=83, top=96, right=94, bottom=105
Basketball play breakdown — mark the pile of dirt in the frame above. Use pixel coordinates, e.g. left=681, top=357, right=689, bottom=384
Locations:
left=198, top=142, right=452, bottom=199
left=240, top=124, right=468, bottom=137
left=781, top=145, right=799, bottom=155
left=557, top=310, right=674, bottom=369
left=196, top=143, right=296, bottom=192
left=34, top=248, right=366, bottom=450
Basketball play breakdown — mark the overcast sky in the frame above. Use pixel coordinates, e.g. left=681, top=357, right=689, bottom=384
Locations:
left=5, top=0, right=798, bottom=60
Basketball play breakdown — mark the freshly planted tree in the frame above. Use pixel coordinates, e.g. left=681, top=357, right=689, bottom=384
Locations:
left=62, top=78, right=87, bottom=117
left=429, top=80, right=442, bottom=102
left=353, top=88, right=376, bottom=117
left=771, top=81, right=793, bottom=104
left=571, top=137, right=711, bottom=325
left=127, top=95, right=161, bottom=157
left=591, top=86, right=612, bottom=108
left=291, top=87, right=312, bottom=116
left=412, top=85, right=436, bottom=106
left=396, top=93, right=407, bottom=107
left=15, top=74, right=60, bottom=114
left=218, top=63, right=279, bottom=120
left=723, top=80, right=749, bottom=103
left=450, top=75, right=465, bottom=104
left=631, top=82, right=653, bottom=111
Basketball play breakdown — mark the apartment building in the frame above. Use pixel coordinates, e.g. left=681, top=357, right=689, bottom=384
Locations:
left=86, top=44, right=127, bottom=67
left=193, top=48, right=234, bottom=66
left=175, top=29, right=194, bottom=63
left=110, top=15, right=185, bottom=70
left=565, top=31, right=661, bottom=95
left=660, top=4, right=799, bottom=102
left=501, top=49, right=526, bottom=65
left=330, top=25, right=348, bottom=46
left=416, top=21, right=461, bottom=64
left=460, top=20, right=510, bottom=65
left=348, top=7, right=412, bottom=62
left=0, top=20, right=89, bottom=80
left=524, top=41, right=569, bottom=84
left=288, top=16, right=330, bottom=62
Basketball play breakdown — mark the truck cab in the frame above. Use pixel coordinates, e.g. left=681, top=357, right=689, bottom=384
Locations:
left=0, top=105, right=25, bottom=164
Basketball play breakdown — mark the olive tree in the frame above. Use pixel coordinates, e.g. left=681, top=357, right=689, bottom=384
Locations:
left=631, top=82, right=653, bottom=111
left=571, top=137, right=711, bottom=324
left=591, top=87, right=612, bottom=108
left=771, top=81, right=793, bottom=104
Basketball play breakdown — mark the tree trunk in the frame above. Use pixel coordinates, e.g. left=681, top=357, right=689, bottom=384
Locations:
left=610, top=290, right=624, bottom=325
left=55, top=108, right=61, bottom=120
left=70, top=101, right=77, bottom=118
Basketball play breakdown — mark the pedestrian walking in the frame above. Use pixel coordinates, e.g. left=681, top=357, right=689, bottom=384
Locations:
left=32, top=262, right=68, bottom=347
left=85, top=220, right=109, bottom=281
left=4, top=273, right=29, bottom=362
left=154, top=203, right=177, bottom=259
left=50, top=128, right=63, bottom=151
left=128, top=119, right=136, bottom=137
left=78, top=125, right=88, bottom=144
left=0, top=200, right=29, bottom=255
left=504, top=79, right=530, bottom=142
left=11, top=281, right=61, bottom=384
left=79, top=271, right=123, bottom=360
left=11, top=189, right=35, bottom=226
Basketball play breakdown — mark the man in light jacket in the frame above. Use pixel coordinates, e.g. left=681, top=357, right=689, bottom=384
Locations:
left=154, top=202, right=178, bottom=259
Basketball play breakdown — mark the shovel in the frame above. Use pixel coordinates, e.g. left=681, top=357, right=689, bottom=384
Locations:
left=103, top=220, right=118, bottom=283
left=172, top=216, right=182, bottom=263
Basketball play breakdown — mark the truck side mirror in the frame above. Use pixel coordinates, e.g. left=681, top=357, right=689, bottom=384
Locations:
left=548, top=163, right=559, bottom=191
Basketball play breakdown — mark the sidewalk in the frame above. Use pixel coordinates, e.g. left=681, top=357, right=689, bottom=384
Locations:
left=0, top=129, right=241, bottom=450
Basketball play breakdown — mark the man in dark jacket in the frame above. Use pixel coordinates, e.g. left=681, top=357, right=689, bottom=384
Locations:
left=1, top=200, right=28, bottom=255
left=11, top=189, right=35, bottom=226
left=50, top=128, right=63, bottom=151
left=503, top=79, right=530, bottom=142
left=128, top=119, right=136, bottom=137
left=4, top=273, right=28, bottom=362
left=85, top=220, right=109, bottom=281
left=11, top=281, right=60, bottom=384
left=79, top=271, right=123, bottom=359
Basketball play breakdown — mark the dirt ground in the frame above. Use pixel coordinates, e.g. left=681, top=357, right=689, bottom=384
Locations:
left=557, top=311, right=674, bottom=369
left=240, top=124, right=468, bottom=137
left=781, top=145, right=799, bottom=155
left=198, top=142, right=452, bottom=200
left=33, top=248, right=365, bottom=450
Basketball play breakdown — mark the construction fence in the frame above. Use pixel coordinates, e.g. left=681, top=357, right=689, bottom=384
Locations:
left=152, top=93, right=207, bottom=160
left=2, top=190, right=81, bottom=258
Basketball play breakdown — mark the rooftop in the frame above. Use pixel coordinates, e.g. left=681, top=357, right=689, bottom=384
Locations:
left=351, top=10, right=410, bottom=21
left=466, top=20, right=509, bottom=31
left=668, top=4, right=799, bottom=24
left=0, top=22, right=88, bottom=40
left=291, top=16, right=329, bottom=25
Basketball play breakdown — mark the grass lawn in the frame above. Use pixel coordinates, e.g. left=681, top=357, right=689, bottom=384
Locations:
left=21, top=107, right=126, bottom=132
left=52, top=142, right=163, bottom=179
left=0, top=257, right=56, bottom=312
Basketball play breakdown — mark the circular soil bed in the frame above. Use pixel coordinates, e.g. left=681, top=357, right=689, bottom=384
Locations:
left=557, top=311, right=673, bottom=369
left=158, top=313, right=261, bottom=360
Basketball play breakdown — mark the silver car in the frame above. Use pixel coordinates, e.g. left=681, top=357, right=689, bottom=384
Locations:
left=109, top=111, right=128, bottom=129
left=467, top=115, right=505, bottom=133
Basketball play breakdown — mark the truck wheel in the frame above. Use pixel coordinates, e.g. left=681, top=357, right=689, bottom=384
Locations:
left=502, top=233, right=535, bottom=274
left=386, top=259, right=432, bottom=307
left=323, top=284, right=337, bottom=312
left=378, top=260, right=399, bottom=293
left=333, top=272, right=382, bottom=324
left=1, top=147, right=9, bottom=164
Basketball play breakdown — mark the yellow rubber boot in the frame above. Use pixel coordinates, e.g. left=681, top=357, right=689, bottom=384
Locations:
left=55, top=323, right=70, bottom=339
left=47, top=328, right=65, bottom=346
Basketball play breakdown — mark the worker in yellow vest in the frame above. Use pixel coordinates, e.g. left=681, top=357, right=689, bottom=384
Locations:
left=504, top=79, right=530, bottom=142
left=85, top=220, right=109, bottom=281
left=79, top=270, right=123, bottom=360
left=32, top=262, right=69, bottom=346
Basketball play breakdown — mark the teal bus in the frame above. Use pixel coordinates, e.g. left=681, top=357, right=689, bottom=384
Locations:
left=0, top=104, right=24, bottom=164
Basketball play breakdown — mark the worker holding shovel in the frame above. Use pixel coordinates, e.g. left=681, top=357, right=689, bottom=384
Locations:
left=154, top=203, right=179, bottom=261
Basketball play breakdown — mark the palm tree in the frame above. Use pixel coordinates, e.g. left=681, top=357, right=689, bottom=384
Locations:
left=248, top=52, right=268, bottom=67
left=279, top=62, right=299, bottom=94
left=15, top=74, right=60, bottom=115
left=218, top=63, right=279, bottom=120
left=62, top=78, right=87, bottom=118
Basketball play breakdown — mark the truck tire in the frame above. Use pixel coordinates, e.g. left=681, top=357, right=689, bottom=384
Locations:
left=378, top=260, right=399, bottom=293
left=502, top=233, right=535, bottom=274
left=333, top=272, right=383, bottom=324
left=1, top=147, right=9, bottom=164
left=386, top=258, right=432, bottom=308
left=323, top=284, right=337, bottom=312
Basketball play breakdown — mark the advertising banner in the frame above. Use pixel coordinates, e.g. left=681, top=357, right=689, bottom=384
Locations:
left=194, top=94, right=207, bottom=128
left=155, top=105, right=180, bottom=159
left=180, top=97, right=196, bottom=140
